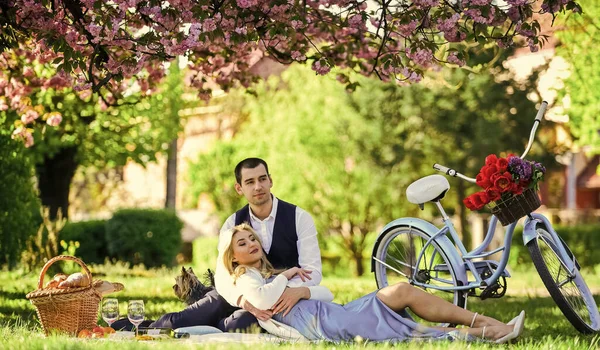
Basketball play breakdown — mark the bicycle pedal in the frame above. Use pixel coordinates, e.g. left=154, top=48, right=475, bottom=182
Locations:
left=479, top=279, right=507, bottom=300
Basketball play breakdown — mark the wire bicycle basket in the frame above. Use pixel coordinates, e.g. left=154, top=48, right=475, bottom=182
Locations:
left=489, top=188, right=541, bottom=226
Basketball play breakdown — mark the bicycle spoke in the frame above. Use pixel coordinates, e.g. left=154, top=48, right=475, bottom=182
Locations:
left=373, top=256, right=409, bottom=278
left=374, top=225, right=465, bottom=328
left=537, top=233, right=594, bottom=328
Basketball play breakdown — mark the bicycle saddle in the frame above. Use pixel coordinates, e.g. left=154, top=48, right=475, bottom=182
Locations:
left=406, top=175, right=450, bottom=205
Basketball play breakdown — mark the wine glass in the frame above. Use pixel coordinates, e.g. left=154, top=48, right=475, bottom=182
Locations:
left=101, top=298, right=119, bottom=328
left=127, top=300, right=145, bottom=335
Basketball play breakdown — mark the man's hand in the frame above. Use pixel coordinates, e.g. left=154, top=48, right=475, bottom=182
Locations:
left=240, top=297, right=273, bottom=321
left=281, top=267, right=312, bottom=281
left=271, top=287, right=310, bottom=316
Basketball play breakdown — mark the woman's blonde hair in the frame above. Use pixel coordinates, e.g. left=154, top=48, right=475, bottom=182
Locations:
left=222, top=223, right=278, bottom=280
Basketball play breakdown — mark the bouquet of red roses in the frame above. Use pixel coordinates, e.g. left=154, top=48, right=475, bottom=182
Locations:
left=463, top=154, right=546, bottom=211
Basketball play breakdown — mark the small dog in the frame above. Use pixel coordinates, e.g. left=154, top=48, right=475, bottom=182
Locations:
left=173, top=267, right=215, bottom=305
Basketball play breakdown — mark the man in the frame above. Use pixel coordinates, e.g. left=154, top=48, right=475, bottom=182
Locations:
left=132, top=157, right=322, bottom=332
left=214, top=157, right=322, bottom=331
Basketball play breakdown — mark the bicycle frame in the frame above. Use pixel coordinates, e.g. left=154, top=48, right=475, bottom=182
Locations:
left=398, top=209, right=578, bottom=293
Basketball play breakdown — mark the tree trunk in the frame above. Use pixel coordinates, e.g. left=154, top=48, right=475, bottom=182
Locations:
left=36, top=146, right=78, bottom=220
left=165, top=138, right=177, bottom=209
left=353, top=250, right=364, bottom=276
left=456, top=180, right=471, bottom=250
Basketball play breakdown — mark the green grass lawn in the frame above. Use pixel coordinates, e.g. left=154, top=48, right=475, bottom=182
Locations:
left=1, top=261, right=600, bottom=349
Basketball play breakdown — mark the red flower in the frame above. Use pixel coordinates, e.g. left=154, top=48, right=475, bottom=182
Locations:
left=493, top=173, right=513, bottom=193
left=485, top=154, right=498, bottom=166
left=496, top=157, right=508, bottom=172
left=483, top=165, right=498, bottom=179
left=468, top=191, right=490, bottom=210
left=476, top=173, right=492, bottom=189
left=485, top=187, right=501, bottom=201
left=511, top=182, right=524, bottom=195
left=475, top=191, right=491, bottom=206
left=463, top=196, right=477, bottom=210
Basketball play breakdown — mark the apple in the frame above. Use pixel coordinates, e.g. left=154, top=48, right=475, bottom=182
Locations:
left=92, top=326, right=104, bottom=334
left=91, top=331, right=104, bottom=338
left=77, top=329, right=92, bottom=338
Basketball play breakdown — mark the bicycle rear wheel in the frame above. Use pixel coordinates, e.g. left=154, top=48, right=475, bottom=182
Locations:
left=527, top=223, right=600, bottom=333
left=373, top=225, right=466, bottom=327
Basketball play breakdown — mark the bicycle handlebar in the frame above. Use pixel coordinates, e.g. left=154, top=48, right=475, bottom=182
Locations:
left=535, top=101, right=548, bottom=122
left=521, top=101, right=548, bottom=159
left=433, top=101, right=548, bottom=183
left=433, top=164, right=477, bottom=183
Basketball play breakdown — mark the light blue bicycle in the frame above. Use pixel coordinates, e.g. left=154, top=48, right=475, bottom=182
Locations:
left=371, top=102, right=600, bottom=333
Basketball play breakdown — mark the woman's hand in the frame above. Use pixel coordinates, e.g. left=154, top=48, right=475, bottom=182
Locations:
left=281, top=267, right=312, bottom=281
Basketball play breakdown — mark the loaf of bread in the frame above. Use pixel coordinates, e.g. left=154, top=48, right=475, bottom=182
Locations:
left=57, top=272, right=90, bottom=288
left=44, top=273, right=67, bottom=289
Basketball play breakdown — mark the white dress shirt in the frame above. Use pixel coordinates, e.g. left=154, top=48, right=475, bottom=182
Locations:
left=215, top=196, right=323, bottom=307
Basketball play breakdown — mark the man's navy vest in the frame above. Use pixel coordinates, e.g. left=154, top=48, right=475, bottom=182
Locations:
left=234, top=198, right=299, bottom=269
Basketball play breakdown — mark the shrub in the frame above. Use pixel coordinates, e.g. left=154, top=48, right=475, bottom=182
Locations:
left=510, top=223, right=600, bottom=270
left=0, top=131, right=39, bottom=269
left=105, top=209, right=183, bottom=267
left=20, top=207, right=66, bottom=272
left=60, top=220, right=109, bottom=264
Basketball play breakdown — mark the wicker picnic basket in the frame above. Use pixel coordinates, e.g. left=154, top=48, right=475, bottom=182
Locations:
left=25, top=255, right=101, bottom=336
left=490, top=188, right=541, bottom=226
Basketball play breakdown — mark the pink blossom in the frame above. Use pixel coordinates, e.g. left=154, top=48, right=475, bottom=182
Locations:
left=312, top=60, right=331, bottom=75
left=437, top=14, right=460, bottom=32
left=46, top=113, right=63, bottom=126
left=237, top=0, right=254, bottom=9
left=406, top=48, right=433, bottom=66
left=398, top=20, right=419, bottom=36
left=87, top=23, right=103, bottom=38
left=24, top=131, right=34, bottom=147
left=203, top=19, right=217, bottom=32
left=235, top=27, right=248, bottom=35
left=23, top=67, right=35, bottom=78
left=507, top=7, right=521, bottom=22
left=290, top=20, right=305, bottom=29
left=447, top=52, right=465, bottom=67
left=348, top=14, right=363, bottom=28
left=401, top=68, right=422, bottom=83
left=11, top=126, right=34, bottom=148
left=291, top=51, right=306, bottom=61
left=444, top=29, right=467, bottom=42
left=20, top=109, right=39, bottom=124
left=506, top=0, right=529, bottom=5
left=413, top=0, right=438, bottom=7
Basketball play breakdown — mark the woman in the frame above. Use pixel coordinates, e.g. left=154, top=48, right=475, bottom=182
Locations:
left=221, top=223, right=525, bottom=343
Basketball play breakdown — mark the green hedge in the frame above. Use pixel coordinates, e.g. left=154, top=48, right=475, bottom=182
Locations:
left=510, top=224, right=600, bottom=269
left=105, top=209, right=183, bottom=267
left=0, top=132, right=39, bottom=269
left=60, top=220, right=109, bottom=264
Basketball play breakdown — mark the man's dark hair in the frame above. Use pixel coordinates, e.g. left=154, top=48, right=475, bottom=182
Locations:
left=234, top=158, right=270, bottom=184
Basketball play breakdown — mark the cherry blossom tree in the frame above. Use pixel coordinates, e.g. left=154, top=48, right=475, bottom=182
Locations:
left=1, top=0, right=582, bottom=144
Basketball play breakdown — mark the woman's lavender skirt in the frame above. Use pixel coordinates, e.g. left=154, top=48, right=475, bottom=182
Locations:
left=273, top=291, right=455, bottom=343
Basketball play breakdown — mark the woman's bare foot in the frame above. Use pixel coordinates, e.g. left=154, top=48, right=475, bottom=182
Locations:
left=480, top=325, right=514, bottom=341
left=471, top=313, right=509, bottom=328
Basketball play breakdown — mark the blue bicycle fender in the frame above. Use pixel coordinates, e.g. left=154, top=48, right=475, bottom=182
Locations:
left=370, top=217, right=468, bottom=284
left=522, top=216, right=538, bottom=246
left=523, top=215, right=581, bottom=270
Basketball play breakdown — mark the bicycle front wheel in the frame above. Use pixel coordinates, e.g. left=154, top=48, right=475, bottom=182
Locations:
left=527, top=223, right=600, bottom=333
left=373, top=225, right=466, bottom=327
